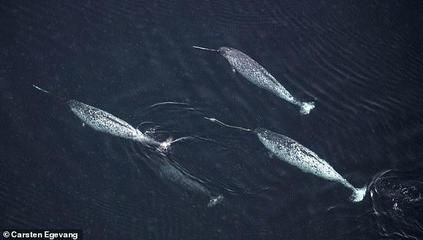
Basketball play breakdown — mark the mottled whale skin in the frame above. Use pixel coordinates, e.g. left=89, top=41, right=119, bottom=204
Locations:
left=220, top=47, right=315, bottom=114
left=68, top=100, right=159, bottom=146
left=32, top=84, right=160, bottom=146
left=255, top=128, right=366, bottom=202
left=194, top=46, right=315, bottom=114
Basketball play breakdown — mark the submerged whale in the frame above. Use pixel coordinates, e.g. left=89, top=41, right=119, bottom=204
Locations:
left=255, top=128, right=366, bottom=202
left=193, top=46, right=315, bottom=114
left=144, top=152, right=224, bottom=207
left=33, top=85, right=168, bottom=149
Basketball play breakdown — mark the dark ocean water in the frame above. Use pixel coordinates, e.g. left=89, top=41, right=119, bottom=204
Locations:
left=1, top=1, right=423, bottom=239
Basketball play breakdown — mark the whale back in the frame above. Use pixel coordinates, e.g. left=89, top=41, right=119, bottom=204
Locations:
left=68, top=100, right=139, bottom=139
left=219, top=47, right=262, bottom=73
left=218, top=47, right=291, bottom=99
left=255, top=128, right=344, bottom=182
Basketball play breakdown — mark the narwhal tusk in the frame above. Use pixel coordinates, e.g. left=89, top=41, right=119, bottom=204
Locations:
left=192, top=45, right=218, bottom=52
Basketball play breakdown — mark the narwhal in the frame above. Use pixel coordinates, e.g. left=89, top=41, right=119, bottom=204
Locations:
left=32, top=85, right=180, bottom=150
left=204, top=117, right=367, bottom=202
left=193, top=46, right=315, bottom=115
left=143, top=152, right=224, bottom=207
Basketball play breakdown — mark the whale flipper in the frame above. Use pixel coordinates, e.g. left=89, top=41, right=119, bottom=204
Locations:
left=267, top=151, right=276, bottom=159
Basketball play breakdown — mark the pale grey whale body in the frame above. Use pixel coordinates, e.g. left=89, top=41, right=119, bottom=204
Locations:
left=255, top=128, right=366, bottom=202
left=33, top=85, right=162, bottom=147
left=202, top=116, right=366, bottom=202
left=193, top=46, right=315, bottom=114
left=68, top=100, right=159, bottom=146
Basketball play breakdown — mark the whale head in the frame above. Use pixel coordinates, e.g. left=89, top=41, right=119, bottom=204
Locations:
left=254, top=128, right=272, bottom=141
left=218, top=47, right=236, bottom=57
left=255, top=128, right=292, bottom=146
left=254, top=128, right=268, bottom=135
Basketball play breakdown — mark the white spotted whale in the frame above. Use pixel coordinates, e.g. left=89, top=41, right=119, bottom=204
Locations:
left=68, top=100, right=161, bottom=146
left=255, top=128, right=367, bottom=202
left=33, top=85, right=170, bottom=149
left=203, top=117, right=366, bottom=202
left=193, top=46, right=315, bottom=114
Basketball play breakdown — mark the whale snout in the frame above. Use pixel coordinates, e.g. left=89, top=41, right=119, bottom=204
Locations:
left=218, top=46, right=233, bottom=56
left=254, top=128, right=269, bottom=136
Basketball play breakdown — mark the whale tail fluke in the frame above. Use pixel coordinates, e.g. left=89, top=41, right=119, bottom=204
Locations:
left=299, top=101, right=315, bottom=115
left=207, top=195, right=224, bottom=207
left=350, top=186, right=367, bottom=202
